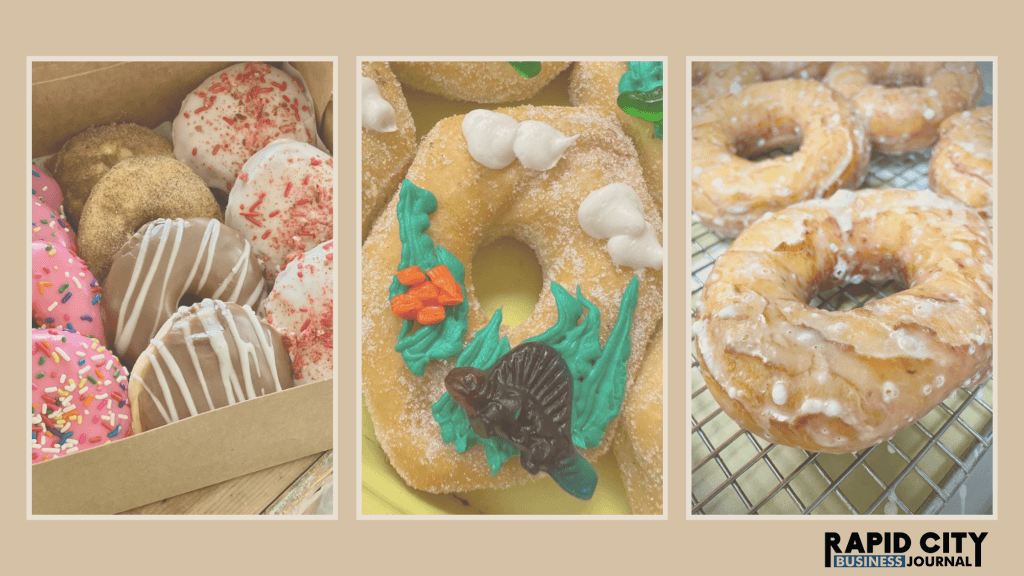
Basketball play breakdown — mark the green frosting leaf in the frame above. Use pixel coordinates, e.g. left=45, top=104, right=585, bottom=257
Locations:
left=617, top=61, right=664, bottom=140
left=390, top=180, right=469, bottom=376
left=509, top=62, right=542, bottom=78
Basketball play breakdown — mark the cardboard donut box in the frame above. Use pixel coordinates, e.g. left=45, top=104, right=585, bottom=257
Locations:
left=30, top=61, right=335, bottom=515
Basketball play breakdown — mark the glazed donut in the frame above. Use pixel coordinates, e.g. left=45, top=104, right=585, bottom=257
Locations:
left=101, top=218, right=267, bottom=367
left=361, top=62, right=416, bottom=241
left=77, top=156, right=221, bottom=283
left=929, top=106, right=993, bottom=225
left=756, top=61, right=830, bottom=81
left=46, top=123, right=173, bottom=229
left=613, top=325, right=663, bottom=514
left=31, top=329, right=132, bottom=462
left=128, top=299, right=294, bottom=432
left=693, top=189, right=993, bottom=454
left=825, top=62, right=983, bottom=154
left=260, top=239, right=334, bottom=385
left=691, top=62, right=762, bottom=108
left=692, top=79, right=870, bottom=237
left=32, top=167, right=63, bottom=212
left=172, top=62, right=320, bottom=196
left=32, top=197, right=75, bottom=253
left=225, top=139, right=334, bottom=281
left=362, top=105, right=663, bottom=494
left=390, top=61, right=571, bottom=103
left=569, top=61, right=664, bottom=207
left=32, top=241, right=104, bottom=342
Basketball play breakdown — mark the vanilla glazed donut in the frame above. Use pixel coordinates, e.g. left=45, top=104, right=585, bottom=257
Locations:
left=361, top=62, right=416, bottom=241
left=612, top=325, right=663, bottom=514
left=77, top=155, right=221, bottom=282
left=691, top=62, right=762, bottom=108
left=570, top=61, right=664, bottom=208
left=756, top=61, right=830, bottom=81
left=929, top=106, right=993, bottom=225
left=825, top=62, right=983, bottom=154
left=693, top=189, right=993, bottom=454
left=362, top=105, right=663, bottom=494
left=128, top=299, right=293, bottom=432
left=390, top=61, right=571, bottom=103
left=101, top=218, right=267, bottom=367
left=692, top=79, right=870, bottom=237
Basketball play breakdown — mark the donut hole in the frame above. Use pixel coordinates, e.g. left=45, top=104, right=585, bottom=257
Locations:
left=734, top=121, right=804, bottom=161
left=809, top=254, right=909, bottom=311
left=177, top=293, right=205, bottom=310
left=470, top=237, right=543, bottom=328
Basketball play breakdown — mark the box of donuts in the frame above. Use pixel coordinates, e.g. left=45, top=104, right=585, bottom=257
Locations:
left=30, top=60, right=335, bottom=515
left=360, top=60, right=664, bottom=514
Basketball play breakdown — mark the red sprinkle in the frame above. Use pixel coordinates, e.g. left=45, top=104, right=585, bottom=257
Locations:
left=262, top=230, right=271, bottom=240
left=192, top=147, right=198, bottom=156
left=212, top=145, right=221, bottom=156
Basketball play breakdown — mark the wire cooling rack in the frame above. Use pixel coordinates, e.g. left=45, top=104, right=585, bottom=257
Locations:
left=690, top=95, right=995, bottom=514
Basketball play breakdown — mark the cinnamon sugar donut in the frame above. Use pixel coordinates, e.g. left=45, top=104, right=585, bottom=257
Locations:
left=613, top=325, right=663, bottom=514
left=691, top=62, right=762, bottom=108
left=693, top=189, right=993, bottom=454
left=756, top=61, right=830, bottom=81
left=929, top=106, right=993, bottom=225
left=361, top=62, right=416, bottom=241
left=76, top=155, right=221, bottom=282
left=362, top=106, right=663, bottom=494
left=390, top=61, right=571, bottom=103
left=692, top=79, right=870, bottom=237
left=825, top=62, right=983, bottom=154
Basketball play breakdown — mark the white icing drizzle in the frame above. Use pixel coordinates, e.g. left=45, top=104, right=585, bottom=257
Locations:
left=361, top=76, right=397, bottom=133
left=578, top=183, right=663, bottom=269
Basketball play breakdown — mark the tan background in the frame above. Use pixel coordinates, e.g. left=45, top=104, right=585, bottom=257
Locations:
left=3, top=0, right=1020, bottom=574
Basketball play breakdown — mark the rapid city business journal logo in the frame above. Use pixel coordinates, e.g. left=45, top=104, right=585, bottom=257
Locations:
left=825, top=532, right=987, bottom=568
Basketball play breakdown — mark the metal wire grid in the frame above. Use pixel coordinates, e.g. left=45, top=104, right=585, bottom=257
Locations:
left=690, top=148, right=994, bottom=515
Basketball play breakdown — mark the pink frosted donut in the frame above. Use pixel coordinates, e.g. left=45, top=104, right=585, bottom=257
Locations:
left=260, top=239, right=334, bottom=385
left=32, top=167, right=63, bottom=211
left=32, top=197, right=75, bottom=253
left=32, top=241, right=103, bottom=342
left=225, top=139, right=334, bottom=280
left=31, top=329, right=132, bottom=463
left=172, top=62, right=320, bottom=195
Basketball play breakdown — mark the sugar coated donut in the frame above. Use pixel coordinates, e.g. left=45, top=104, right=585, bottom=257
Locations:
left=691, top=62, right=762, bottom=108
left=390, top=61, right=571, bottom=103
left=929, top=106, right=993, bottom=225
left=362, top=105, right=662, bottom=494
left=261, top=239, right=334, bottom=385
left=757, top=61, right=830, bottom=81
left=613, top=325, right=663, bottom=514
left=32, top=241, right=104, bottom=342
left=693, top=189, right=993, bottom=454
left=361, top=62, right=416, bottom=241
left=101, top=218, right=267, bottom=367
left=825, top=62, right=983, bottom=154
left=225, top=139, right=334, bottom=280
left=570, top=61, right=664, bottom=207
left=692, top=79, right=870, bottom=237
left=32, top=197, right=75, bottom=253
left=172, top=62, right=320, bottom=195
left=32, top=167, right=63, bottom=212
left=128, top=299, right=294, bottom=432
left=31, top=329, right=132, bottom=462
left=77, top=155, right=221, bottom=282
left=47, top=123, right=173, bottom=229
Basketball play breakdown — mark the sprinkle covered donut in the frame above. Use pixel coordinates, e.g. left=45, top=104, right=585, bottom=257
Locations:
left=692, top=79, right=870, bottom=237
left=31, top=329, right=132, bottom=462
left=691, top=62, right=762, bottom=108
left=390, top=61, right=571, bottom=103
left=693, top=189, right=993, bottom=454
left=825, top=62, right=983, bottom=154
left=32, top=241, right=104, bottom=342
left=101, top=218, right=267, bottom=367
left=362, top=105, right=663, bottom=494
left=929, top=106, right=993, bottom=225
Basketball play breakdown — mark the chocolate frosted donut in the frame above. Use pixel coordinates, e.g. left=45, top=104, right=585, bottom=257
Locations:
left=128, top=299, right=294, bottom=432
left=48, top=123, right=173, bottom=229
left=77, top=155, right=221, bottom=282
left=102, top=218, right=266, bottom=367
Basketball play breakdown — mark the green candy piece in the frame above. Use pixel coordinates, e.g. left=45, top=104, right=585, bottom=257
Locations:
left=509, top=62, right=542, bottom=78
left=617, top=86, right=664, bottom=123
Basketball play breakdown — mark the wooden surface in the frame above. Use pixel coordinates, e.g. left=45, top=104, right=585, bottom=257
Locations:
left=120, top=450, right=333, bottom=515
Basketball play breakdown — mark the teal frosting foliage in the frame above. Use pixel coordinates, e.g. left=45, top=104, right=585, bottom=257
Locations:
left=617, top=61, right=663, bottom=93
left=617, top=61, right=664, bottom=139
left=390, top=180, right=469, bottom=376
left=431, top=276, right=641, bottom=474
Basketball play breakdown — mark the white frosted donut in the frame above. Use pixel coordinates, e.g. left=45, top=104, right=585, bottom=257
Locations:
left=172, top=62, right=320, bottom=195
left=225, top=139, right=334, bottom=281
left=694, top=189, right=993, bottom=454
left=691, top=62, right=762, bottom=108
left=825, top=62, right=983, bottom=154
left=929, top=106, right=993, bottom=225
left=692, top=79, right=870, bottom=237
left=260, top=239, right=334, bottom=386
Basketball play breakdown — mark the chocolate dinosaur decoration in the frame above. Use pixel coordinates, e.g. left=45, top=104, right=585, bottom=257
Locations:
left=444, top=341, right=598, bottom=500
